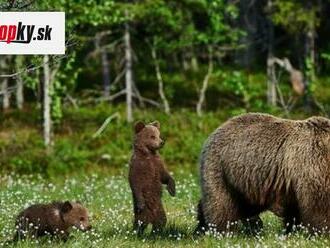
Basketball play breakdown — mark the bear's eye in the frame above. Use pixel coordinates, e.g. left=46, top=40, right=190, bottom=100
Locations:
left=80, top=217, right=85, bottom=221
left=150, top=135, right=156, bottom=139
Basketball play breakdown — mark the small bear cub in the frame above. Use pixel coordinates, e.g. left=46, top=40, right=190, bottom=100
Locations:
left=14, top=201, right=91, bottom=241
left=129, top=121, right=175, bottom=235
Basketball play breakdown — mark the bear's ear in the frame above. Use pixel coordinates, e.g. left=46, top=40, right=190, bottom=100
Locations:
left=134, top=121, right=145, bottom=133
left=150, top=121, right=160, bottom=130
left=61, top=201, right=73, bottom=213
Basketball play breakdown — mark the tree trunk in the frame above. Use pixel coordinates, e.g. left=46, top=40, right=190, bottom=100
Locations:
left=303, top=1, right=316, bottom=112
left=235, top=0, right=257, bottom=67
left=132, top=82, right=145, bottom=108
left=1, top=78, right=10, bottom=111
left=196, top=48, right=213, bottom=116
left=305, top=29, right=316, bottom=82
left=303, top=29, right=315, bottom=112
left=191, top=56, right=199, bottom=72
left=151, top=46, right=170, bottom=114
left=0, top=56, right=10, bottom=111
left=267, top=57, right=276, bottom=106
left=16, top=56, right=24, bottom=109
left=182, top=54, right=189, bottom=71
left=95, top=34, right=111, bottom=98
left=124, top=11, right=133, bottom=123
left=266, top=0, right=276, bottom=106
left=101, top=47, right=110, bottom=98
left=191, top=47, right=199, bottom=72
left=43, top=55, right=52, bottom=148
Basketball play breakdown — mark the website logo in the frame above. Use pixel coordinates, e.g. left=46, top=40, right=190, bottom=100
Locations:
left=0, top=12, right=65, bottom=54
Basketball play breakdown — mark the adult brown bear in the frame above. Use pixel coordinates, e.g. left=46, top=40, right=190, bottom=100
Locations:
left=197, top=113, right=330, bottom=234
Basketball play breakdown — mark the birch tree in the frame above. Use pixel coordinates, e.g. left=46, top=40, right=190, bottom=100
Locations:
left=0, top=57, right=10, bottom=111
left=196, top=47, right=213, bottom=116
left=95, top=32, right=111, bottom=99
left=151, top=45, right=170, bottom=114
left=266, top=0, right=277, bottom=106
left=43, top=55, right=52, bottom=148
left=124, top=10, right=133, bottom=123
left=15, top=56, right=24, bottom=109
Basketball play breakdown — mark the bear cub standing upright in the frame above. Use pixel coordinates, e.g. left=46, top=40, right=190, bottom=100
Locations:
left=129, top=121, right=175, bottom=234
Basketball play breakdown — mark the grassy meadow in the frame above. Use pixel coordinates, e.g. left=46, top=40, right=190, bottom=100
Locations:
left=2, top=171, right=330, bottom=247
left=0, top=104, right=330, bottom=247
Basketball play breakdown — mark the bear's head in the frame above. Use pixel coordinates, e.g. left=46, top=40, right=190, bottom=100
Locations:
left=61, top=201, right=92, bottom=232
left=133, top=121, right=164, bottom=154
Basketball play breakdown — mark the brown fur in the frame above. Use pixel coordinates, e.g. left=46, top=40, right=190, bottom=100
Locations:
left=129, top=121, right=175, bottom=234
left=14, top=201, right=91, bottom=240
left=198, top=113, right=330, bottom=234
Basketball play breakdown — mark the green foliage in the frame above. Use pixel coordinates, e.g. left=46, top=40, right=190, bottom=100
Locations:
left=51, top=52, right=81, bottom=123
left=130, top=0, right=241, bottom=57
left=210, top=70, right=268, bottom=111
left=271, top=0, right=320, bottom=33
left=321, top=53, right=330, bottom=62
left=66, top=0, right=120, bottom=27
left=321, top=52, right=330, bottom=72
left=47, top=139, right=91, bottom=175
left=135, top=0, right=186, bottom=41
left=194, top=0, right=241, bottom=46
left=21, top=56, right=43, bottom=91
left=2, top=96, right=329, bottom=176
left=34, top=0, right=120, bottom=28
left=221, top=70, right=247, bottom=95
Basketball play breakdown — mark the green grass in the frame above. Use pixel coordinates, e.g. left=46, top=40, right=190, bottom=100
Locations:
left=1, top=171, right=330, bottom=247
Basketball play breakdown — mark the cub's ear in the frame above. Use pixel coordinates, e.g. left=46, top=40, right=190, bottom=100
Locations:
left=150, top=121, right=160, bottom=130
left=61, top=201, right=73, bottom=213
left=134, top=121, right=145, bottom=133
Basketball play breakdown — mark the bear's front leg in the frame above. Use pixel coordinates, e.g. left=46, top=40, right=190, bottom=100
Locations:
left=166, top=177, right=176, bottom=197
left=159, top=164, right=176, bottom=196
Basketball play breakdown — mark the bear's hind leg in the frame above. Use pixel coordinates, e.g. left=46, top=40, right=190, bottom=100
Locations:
left=194, top=200, right=206, bottom=234
left=283, top=204, right=301, bottom=234
left=152, top=204, right=167, bottom=234
left=202, top=185, right=242, bottom=232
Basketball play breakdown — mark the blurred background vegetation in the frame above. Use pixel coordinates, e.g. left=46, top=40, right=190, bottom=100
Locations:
left=0, top=0, right=330, bottom=176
